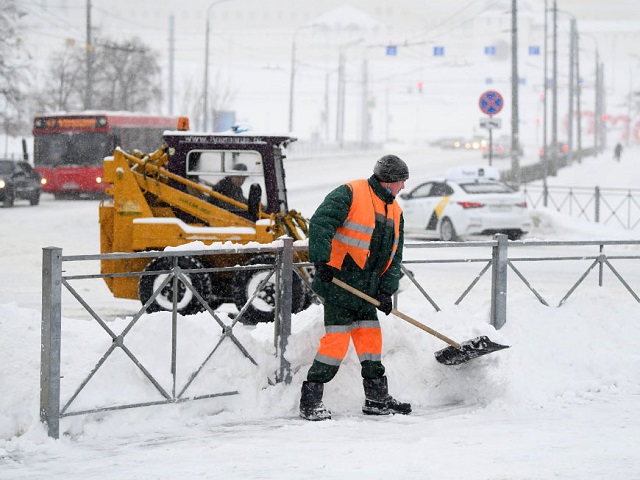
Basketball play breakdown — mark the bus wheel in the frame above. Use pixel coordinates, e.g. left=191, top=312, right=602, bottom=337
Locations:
left=138, top=256, right=213, bottom=316
left=233, top=254, right=306, bottom=325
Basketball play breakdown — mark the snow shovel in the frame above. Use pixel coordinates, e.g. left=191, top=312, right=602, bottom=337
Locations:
left=331, top=278, right=509, bottom=366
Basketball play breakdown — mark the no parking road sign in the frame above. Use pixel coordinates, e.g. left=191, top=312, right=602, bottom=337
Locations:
left=479, top=90, right=504, bottom=115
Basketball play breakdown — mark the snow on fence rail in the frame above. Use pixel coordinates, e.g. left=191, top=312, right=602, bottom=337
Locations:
left=40, top=236, right=640, bottom=438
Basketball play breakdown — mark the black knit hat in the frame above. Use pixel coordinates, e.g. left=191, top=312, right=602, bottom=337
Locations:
left=373, top=155, right=409, bottom=182
left=232, top=163, right=247, bottom=171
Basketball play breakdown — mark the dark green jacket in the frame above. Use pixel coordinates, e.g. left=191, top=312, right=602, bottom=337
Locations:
left=309, top=175, right=404, bottom=312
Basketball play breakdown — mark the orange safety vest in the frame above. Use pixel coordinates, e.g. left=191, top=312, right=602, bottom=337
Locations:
left=327, top=179, right=401, bottom=275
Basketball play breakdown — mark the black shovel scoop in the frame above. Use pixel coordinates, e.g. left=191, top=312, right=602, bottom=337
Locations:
left=434, top=336, right=510, bottom=365
left=331, top=278, right=509, bottom=366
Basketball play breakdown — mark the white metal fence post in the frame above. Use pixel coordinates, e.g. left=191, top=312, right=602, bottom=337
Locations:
left=41, top=247, right=62, bottom=439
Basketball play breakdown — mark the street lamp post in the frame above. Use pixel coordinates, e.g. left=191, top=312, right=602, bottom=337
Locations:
left=556, top=9, right=580, bottom=165
left=84, top=0, right=93, bottom=110
left=335, top=38, right=363, bottom=148
left=287, top=35, right=298, bottom=134
left=575, top=23, right=582, bottom=162
left=511, top=0, right=521, bottom=186
left=567, top=18, right=576, bottom=165
left=203, top=0, right=231, bottom=132
left=510, top=0, right=521, bottom=185
left=580, top=33, right=602, bottom=151
left=336, top=48, right=346, bottom=145
left=542, top=0, right=548, bottom=205
left=323, top=69, right=338, bottom=141
left=288, top=25, right=314, bottom=134
left=543, top=3, right=579, bottom=193
left=551, top=0, right=558, bottom=176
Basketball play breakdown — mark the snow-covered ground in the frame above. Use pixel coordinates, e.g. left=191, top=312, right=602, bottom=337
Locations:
left=1, top=144, right=639, bottom=479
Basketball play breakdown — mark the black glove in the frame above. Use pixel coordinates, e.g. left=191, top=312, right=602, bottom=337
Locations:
left=314, top=263, right=335, bottom=283
left=376, top=292, right=393, bottom=315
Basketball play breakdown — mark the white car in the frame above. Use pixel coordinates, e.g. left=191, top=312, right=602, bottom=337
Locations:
left=398, top=166, right=531, bottom=241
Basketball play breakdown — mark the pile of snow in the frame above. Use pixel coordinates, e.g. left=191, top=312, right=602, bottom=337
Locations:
left=528, top=207, right=637, bottom=240
left=1, top=283, right=639, bottom=438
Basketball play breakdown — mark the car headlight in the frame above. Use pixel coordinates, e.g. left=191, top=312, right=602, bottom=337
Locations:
left=0, top=179, right=5, bottom=189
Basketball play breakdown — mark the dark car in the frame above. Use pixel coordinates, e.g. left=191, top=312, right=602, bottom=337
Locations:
left=0, top=159, right=44, bottom=207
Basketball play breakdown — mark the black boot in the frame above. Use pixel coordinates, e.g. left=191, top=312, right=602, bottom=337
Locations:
left=362, top=376, right=412, bottom=416
left=299, top=381, right=331, bottom=421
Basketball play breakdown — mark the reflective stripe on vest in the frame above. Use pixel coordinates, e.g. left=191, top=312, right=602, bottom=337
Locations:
left=327, top=179, right=401, bottom=275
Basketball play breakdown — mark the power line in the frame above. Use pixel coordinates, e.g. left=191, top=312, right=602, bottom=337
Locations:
left=406, top=0, right=504, bottom=43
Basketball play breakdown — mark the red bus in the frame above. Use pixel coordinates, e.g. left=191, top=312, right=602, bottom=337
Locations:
left=33, top=112, right=181, bottom=197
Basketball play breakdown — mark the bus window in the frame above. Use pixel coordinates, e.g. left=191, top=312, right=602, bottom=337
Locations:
left=34, top=133, right=112, bottom=167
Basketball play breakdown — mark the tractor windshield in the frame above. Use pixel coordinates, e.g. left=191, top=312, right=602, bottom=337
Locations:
left=185, top=149, right=267, bottom=207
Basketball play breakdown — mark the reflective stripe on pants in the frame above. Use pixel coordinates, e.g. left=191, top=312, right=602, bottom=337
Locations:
left=314, top=320, right=382, bottom=366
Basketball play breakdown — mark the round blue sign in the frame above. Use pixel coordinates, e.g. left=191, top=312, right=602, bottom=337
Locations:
left=479, top=90, right=504, bottom=115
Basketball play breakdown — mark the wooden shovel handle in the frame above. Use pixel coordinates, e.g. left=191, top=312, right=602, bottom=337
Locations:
left=331, top=278, right=461, bottom=349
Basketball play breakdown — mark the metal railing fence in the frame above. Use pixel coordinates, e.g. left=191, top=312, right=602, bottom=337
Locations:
left=522, top=184, right=640, bottom=230
left=40, top=238, right=304, bottom=439
left=505, top=239, right=640, bottom=306
left=402, top=239, right=640, bottom=311
left=41, top=236, right=640, bottom=438
left=500, top=146, right=600, bottom=185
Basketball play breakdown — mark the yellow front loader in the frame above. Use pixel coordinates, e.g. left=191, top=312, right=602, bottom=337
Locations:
left=99, top=125, right=312, bottom=323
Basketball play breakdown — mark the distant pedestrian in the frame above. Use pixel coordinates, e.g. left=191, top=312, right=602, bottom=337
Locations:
left=614, top=143, right=623, bottom=162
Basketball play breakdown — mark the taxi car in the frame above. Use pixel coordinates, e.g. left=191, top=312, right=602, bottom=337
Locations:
left=398, top=166, right=531, bottom=241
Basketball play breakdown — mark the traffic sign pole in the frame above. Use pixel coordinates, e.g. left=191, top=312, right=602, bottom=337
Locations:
left=479, top=90, right=504, bottom=167
left=489, top=122, right=493, bottom=166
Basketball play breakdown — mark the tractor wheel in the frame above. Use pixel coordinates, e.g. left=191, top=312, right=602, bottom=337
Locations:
left=233, top=254, right=306, bottom=325
left=138, top=256, right=213, bottom=316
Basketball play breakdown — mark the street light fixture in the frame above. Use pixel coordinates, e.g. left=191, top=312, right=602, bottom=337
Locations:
left=203, top=0, right=232, bottom=132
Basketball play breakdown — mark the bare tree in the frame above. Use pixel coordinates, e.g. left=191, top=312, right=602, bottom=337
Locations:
left=91, top=37, right=163, bottom=111
left=0, top=0, right=28, bottom=133
left=178, top=71, right=237, bottom=131
left=32, top=46, right=85, bottom=113
left=38, top=36, right=163, bottom=113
